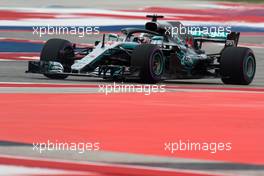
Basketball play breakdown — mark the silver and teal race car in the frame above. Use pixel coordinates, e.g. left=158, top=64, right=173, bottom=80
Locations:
left=27, top=15, right=256, bottom=85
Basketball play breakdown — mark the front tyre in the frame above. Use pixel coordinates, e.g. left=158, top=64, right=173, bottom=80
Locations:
left=131, top=44, right=165, bottom=83
left=40, top=38, right=74, bottom=79
left=220, top=47, right=256, bottom=85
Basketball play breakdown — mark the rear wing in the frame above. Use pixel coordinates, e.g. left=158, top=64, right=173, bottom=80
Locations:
left=188, top=32, right=240, bottom=49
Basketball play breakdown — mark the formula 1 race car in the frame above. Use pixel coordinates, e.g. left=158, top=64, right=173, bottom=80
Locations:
left=27, top=15, right=256, bottom=85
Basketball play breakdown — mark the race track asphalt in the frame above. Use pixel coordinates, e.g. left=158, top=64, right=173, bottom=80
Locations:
left=0, top=35, right=263, bottom=89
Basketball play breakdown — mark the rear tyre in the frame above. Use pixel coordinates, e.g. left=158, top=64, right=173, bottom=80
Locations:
left=40, top=38, right=74, bottom=79
left=220, top=47, right=256, bottom=85
left=131, top=44, right=164, bottom=83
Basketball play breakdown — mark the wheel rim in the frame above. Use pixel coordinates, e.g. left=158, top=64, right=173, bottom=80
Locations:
left=152, top=52, right=163, bottom=76
left=244, top=55, right=255, bottom=78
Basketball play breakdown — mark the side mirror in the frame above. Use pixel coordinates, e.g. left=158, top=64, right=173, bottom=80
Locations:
left=94, top=41, right=100, bottom=46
